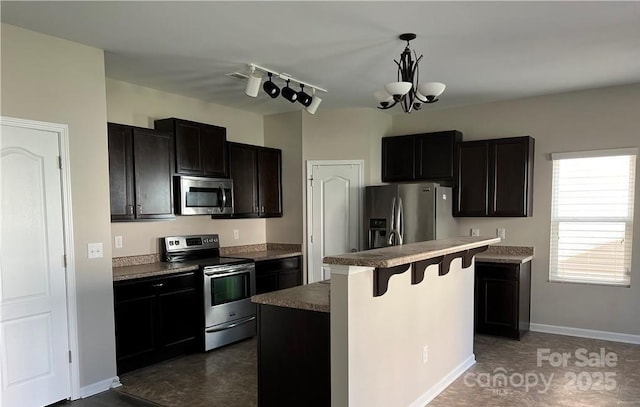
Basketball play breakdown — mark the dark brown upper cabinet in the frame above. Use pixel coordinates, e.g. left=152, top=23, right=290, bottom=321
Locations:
left=382, top=130, right=462, bottom=183
left=455, top=136, right=534, bottom=217
left=228, top=142, right=282, bottom=218
left=154, top=118, right=228, bottom=178
left=108, top=123, right=174, bottom=222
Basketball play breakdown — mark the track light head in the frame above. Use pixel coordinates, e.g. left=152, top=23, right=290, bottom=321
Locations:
left=263, top=72, right=280, bottom=98
left=281, top=80, right=298, bottom=103
left=245, top=67, right=262, bottom=97
left=305, top=91, right=322, bottom=114
left=297, top=84, right=313, bottom=107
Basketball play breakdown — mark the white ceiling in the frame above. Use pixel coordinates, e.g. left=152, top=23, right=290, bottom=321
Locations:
left=2, top=1, right=640, bottom=115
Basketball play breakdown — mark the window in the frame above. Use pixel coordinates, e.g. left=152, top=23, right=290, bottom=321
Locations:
left=549, top=148, right=637, bottom=286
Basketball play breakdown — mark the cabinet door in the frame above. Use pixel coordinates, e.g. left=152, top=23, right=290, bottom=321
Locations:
left=114, top=279, right=156, bottom=374
left=229, top=142, right=259, bottom=216
left=491, top=137, right=534, bottom=216
left=108, top=123, right=135, bottom=221
left=174, top=121, right=203, bottom=175
left=382, top=135, right=416, bottom=182
left=201, top=124, right=228, bottom=177
left=475, top=263, right=520, bottom=339
left=278, top=269, right=301, bottom=290
left=257, top=147, right=282, bottom=217
left=416, top=131, right=461, bottom=180
left=256, top=271, right=279, bottom=295
left=133, top=128, right=174, bottom=219
left=455, top=141, right=489, bottom=216
left=157, top=283, right=199, bottom=356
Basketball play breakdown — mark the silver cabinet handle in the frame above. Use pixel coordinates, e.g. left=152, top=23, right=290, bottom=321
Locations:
left=137, top=204, right=142, bottom=214
left=151, top=283, right=164, bottom=288
left=261, top=206, right=265, bottom=213
left=127, top=205, right=134, bottom=215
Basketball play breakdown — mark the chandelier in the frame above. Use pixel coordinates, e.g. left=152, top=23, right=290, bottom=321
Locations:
left=375, top=33, right=445, bottom=114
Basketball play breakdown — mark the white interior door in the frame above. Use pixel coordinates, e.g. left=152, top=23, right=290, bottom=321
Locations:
left=1, top=121, right=71, bottom=406
left=307, top=161, right=362, bottom=283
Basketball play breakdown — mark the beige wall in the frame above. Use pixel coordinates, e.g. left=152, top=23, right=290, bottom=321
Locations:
left=302, top=107, right=392, bottom=185
left=1, top=24, right=116, bottom=388
left=106, top=79, right=267, bottom=256
left=264, top=111, right=303, bottom=244
left=392, top=84, right=640, bottom=335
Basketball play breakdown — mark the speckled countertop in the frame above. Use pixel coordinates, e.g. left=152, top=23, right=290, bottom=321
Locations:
left=323, top=236, right=501, bottom=268
left=113, top=243, right=302, bottom=282
left=475, top=245, right=534, bottom=264
left=252, top=281, right=330, bottom=313
left=112, top=261, right=200, bottom=281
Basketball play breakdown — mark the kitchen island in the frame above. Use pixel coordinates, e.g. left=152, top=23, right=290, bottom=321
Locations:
left=253, top=236, right=499, bottom=407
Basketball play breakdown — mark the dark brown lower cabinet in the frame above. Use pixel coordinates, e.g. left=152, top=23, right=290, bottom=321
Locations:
left=475, top=261, right=531, bottom=340
left=114, top=272, right=201, bottom=374
left=255, top=256, right=302, bottom=294
left=257, top=304, right=330, bottom=407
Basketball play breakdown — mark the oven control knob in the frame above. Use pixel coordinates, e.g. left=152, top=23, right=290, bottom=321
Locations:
left=174, top=240, right=179, bottom=245
left=169, top=241, right=174, bottom=246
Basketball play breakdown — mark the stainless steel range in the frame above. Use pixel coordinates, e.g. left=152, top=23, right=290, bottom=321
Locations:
left=162, top=234, right=256, bottom=351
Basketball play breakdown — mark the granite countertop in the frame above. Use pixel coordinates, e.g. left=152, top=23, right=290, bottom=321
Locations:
left=323, top=236, right=501, bottom=268
left=112, top=261, right=199, bottom=282
left=113, top=243, right=303, bottom=282
left=229, top=249, right=302, bottom=261
left=474, top=245, right=534, bottom=264
left=252, top=281, right=330, bottom=313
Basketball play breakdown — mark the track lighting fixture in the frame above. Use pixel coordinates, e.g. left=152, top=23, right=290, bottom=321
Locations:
left=242, top=63, right=327, bottom=113
left=374, top=33, right=445, bottom=114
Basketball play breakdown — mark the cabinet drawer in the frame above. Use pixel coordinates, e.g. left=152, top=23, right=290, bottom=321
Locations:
left=114, top=271, right=197, bottom=302
left=256, top=256, right=301, bottom=273
left=475, top=263, right=519, bottom=281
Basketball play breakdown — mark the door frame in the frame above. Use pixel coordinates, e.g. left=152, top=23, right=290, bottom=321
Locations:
left=306, top=160, right=364, bottom=284
left=0, top=116, right=80, bottom=400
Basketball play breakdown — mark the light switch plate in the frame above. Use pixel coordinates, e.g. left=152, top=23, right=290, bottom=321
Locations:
left=497, top=228, right=506, bottom=239
left=470, top=228, right=480, bottom=237
left=115, top=235, right=123, bottom=249
left=88, top=242, right=103, bottom=259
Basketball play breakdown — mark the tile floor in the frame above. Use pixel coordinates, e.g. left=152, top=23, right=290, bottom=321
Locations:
left=71, top=332, right=639, bottom=406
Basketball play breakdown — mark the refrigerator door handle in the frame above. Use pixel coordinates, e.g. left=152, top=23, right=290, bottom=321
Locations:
left=397, top=197, right=404, bottom=245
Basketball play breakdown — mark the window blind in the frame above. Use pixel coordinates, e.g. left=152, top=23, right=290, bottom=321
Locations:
left=549, top=149, right=637, bottom=286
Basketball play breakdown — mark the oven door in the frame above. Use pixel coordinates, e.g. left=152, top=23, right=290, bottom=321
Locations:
left=203, top=263, right=255, bottom=327
left=177, top=176, right=233, bottom=215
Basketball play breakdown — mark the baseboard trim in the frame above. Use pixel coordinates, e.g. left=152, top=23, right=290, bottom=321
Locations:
left=79, top=376, right=122, bottom=399
left=409, top=354, right=476, bottom=407
left=530, top=323, right=640, bottom=345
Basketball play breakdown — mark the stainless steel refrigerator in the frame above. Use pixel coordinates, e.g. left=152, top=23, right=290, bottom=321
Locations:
left=365, top=182, right=457, bottom=249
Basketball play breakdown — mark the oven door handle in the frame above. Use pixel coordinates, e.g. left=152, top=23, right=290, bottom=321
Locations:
left=205, top=315, right=256, bottom=333
left=204, top=266, right=253, bottom=277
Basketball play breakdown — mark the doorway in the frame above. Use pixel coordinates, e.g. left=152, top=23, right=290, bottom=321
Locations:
left=306, top=160, right=363, bottom=283
left=0, top=116, right=79, bottom=405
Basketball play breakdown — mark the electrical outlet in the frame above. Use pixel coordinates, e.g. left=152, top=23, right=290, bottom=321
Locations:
left=233, top=229, right=239, bottom=240
left=497, top=228, right=506, bottom=239
left=88, top=242, right=103, bottom=259
left=471, top=228, right=480, bottom=237
left=114, top=235, right=123, bottom=249
left=422, top=345, right=429, bottom=364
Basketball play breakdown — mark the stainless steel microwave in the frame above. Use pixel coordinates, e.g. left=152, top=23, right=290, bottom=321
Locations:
left=175, top=176, right=233, bottom=215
